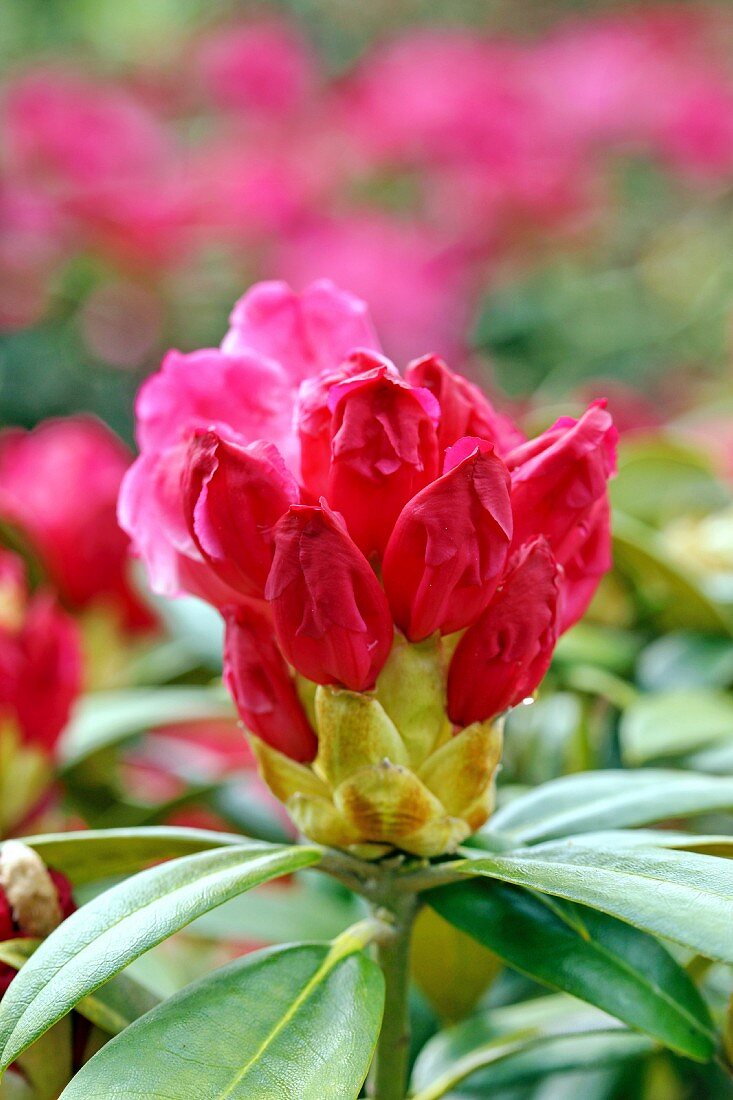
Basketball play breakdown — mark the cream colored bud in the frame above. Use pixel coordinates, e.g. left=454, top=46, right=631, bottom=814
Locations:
left=0, top=840, right=62, bottom=937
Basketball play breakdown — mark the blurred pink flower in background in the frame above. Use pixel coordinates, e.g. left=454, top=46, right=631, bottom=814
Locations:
left=4, top=69, right=171, bottom=192
left=196, top=18, right=318, bottom=119
left=0, top=418, right=155, bottom=631
left=2, top=68, right=196, bottom=271
left=529, top=6, right=733, bottom=177
left=276, top=214, right=476, bottom=364
left=3, top=0, right=733, bottom=392
left=0, top=183, right=66, bottom=329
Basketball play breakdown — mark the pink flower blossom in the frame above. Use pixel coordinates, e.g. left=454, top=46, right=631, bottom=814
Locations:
left=122, top=278, right=616, bottom=758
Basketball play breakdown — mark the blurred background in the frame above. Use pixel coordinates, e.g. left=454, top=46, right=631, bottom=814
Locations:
left=4, top=0, right=733, bottom=443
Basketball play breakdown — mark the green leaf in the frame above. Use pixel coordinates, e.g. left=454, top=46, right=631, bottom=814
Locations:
left=687, top=739, right=733, bottom=774
left=60, top=686, right=233, bottom=769
left=188, top=874, right=363, bottom=943
left=612, top=511, right=733, bottom=634
left=2, top=1019, right=73, bottom=1100
left=21, top=826, right=247, bottom=884
left=459, top=841, right=733, bottom=964
left=553, top=622, right=642, bottom=677
left=0, top=941, right=159, bottom=1038
left=0, top=842, right=320, bottom=1071
left=76, top=972, right=161, bottom=1037
left=58, top=936, right=384, bottom=1099
left=429, top=878, right=714, bottom=1060
left=0, top=940, right=38, bottom=970
left=620, top=691, right=733, bottom=763
left=637, top=632, right=733, bottom=691
left=410, top=995, right=652, bottom=1100
left=484, top=769, right=733, bottom=843
left=611, top=437, right=729, bottom=528
left=537, top=828, right=733, bottom=856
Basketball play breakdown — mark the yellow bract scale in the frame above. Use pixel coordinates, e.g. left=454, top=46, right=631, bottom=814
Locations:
left=250, top=634, right=504, bottom=859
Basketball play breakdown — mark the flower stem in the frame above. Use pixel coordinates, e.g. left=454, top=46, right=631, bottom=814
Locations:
left=367, top=892, right=418, bottom=1100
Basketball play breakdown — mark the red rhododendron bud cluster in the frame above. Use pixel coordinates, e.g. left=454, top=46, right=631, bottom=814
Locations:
left=121, top=280, right=616, bottom=769
left=0, top=549, right=82, bottom=755
left=0, top=417, right=154, bottom=633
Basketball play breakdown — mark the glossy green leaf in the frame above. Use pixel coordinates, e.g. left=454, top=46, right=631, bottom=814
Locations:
left=0, top=939, right=159, bottom=1037
left=60, top=686, right=233, bottom=769
left=459, top=840, right=733, bottom=963
left=620, top=691, right=733, bottom=763
left=539, top=829, right=733, bottom=857
left=21, top=826, right=247, bottom=884
left=0, top=842, right=320, bottom=1071
left=411, top=995, right=652, bottom=1100
left=484, top=769, right=733, bottom=844
left=429, top=878, right=714, bottom=1060
left=58, top=936, right=384, bottom=1099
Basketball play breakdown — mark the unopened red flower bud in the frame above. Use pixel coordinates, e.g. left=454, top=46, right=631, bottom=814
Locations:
left=327, top=366, right=439, bottom=558
left=223, top=605, right=317, bottom=762
left=0, top=550, right=81, bottom=754
left=447, top=538, right=560, bottom=726
left=558, top=495, right=612, bottom=631
left=265, top=501, right=393, bottom=690
left=297, top=350, right=399, bottom=499
left=406, top=355, right=524, bottom=456
left=507, top=402, right=617, bottom=565
left=10, top=593, right=81, bottom=752
left=183, top=430, right=299, bottom=599
left=382, top=439, right=512, bottom=641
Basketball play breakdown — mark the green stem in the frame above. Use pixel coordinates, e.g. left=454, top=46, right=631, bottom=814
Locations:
left=367, top=893, right=418, bottom=1100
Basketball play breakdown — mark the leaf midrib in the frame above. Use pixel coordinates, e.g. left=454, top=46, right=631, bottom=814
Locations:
left=536, top=895, right=713, bottom=1048
left=218, top=945, right=351, bottom=1098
